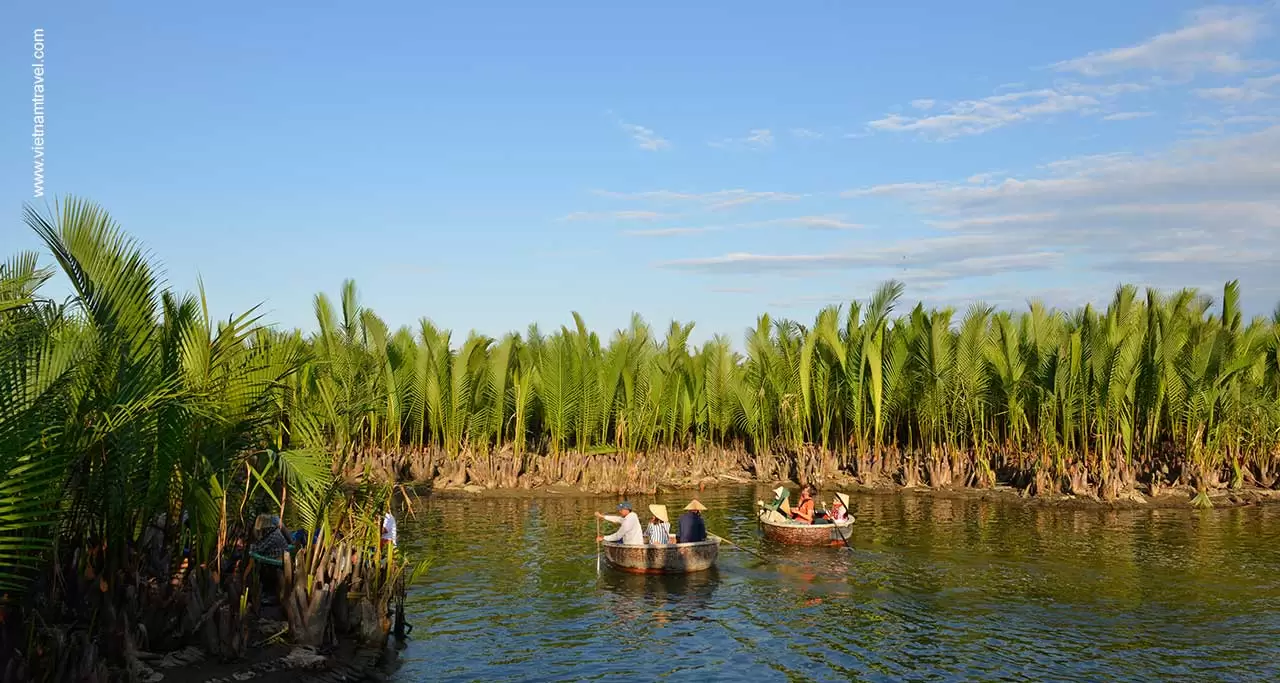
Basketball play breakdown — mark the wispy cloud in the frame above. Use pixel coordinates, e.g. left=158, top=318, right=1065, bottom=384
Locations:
left=618, top=121, right=671, bottom=151
left=842, top=181, right=944, bottom=197
left=859, top=8, right=1271, bottom=141
left=836, top=124, right=1280, bottom=296
left=1103, top=111, right=1156, bottom=121
left=624, top=215, right=861, bottom=237
left=745, top=129, right=774, bottom=147
left=1051, top=6, right=1267, bottom=77
left=592, top=189, right=803, bottom=211
left=624, top=226, right=725, bottom=237
left=867, top=88, right=1100, bottom=139
left=711, top=128, right=775, bottom=149
left=663, top=124, right=1280, bottom=306
left=1194, top=73, right=1280, bottom=102
left=658, top=242, right=1061, bottom=277
left=561, top=210, right=666, bottom=221
left=759, top=216, right=861, bottom=230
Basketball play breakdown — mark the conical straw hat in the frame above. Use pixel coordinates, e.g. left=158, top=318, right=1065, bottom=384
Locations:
left=772, top=486, right=788, bottom=499
left=835, top=492, right=850, bottom=507
left=648, top=504, right=669, bottom=523
left=684, top=499, right=707, bottom=512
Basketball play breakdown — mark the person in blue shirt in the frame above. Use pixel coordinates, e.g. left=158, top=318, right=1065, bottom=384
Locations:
left=675, top=500, right=708, bottom=543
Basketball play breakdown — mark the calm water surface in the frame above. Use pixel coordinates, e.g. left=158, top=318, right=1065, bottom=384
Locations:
left=391, top=487, right=1280, bottom=682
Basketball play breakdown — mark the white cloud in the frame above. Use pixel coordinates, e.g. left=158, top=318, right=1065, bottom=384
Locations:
left=862, top=9, right=1267, bottom=141
left=625, top=215, right=861, bottom=237
left=1103, top=111, right=1156, bottom=120
left=711, top=128, right=775, bottom=149
left=842, top=181, right=944, bottom=197
left=759, top=216, right=861, bottom=230
left=658, top=234, right=1059, bottom=275
left=623, top=226, right=724, bottom=237
left=663, top=125, right=1280, bottom=305
left=1062, top=82, right=1152, bottom=96
left=966, top=171, right=1005, bottom=184
left=1051, top=6, right=1267, bottom=77
left=592, top=189, right=802, bottom=211
left=561, top=210, right=666, bottom=221
left=1194, top=73, right=1280, bottom=102
left=745, top=129, right=774, bottom=147
left=618, top=121, right=671, bottom=151
left=867, top=88, right=1100, bottom=139
left=864, top=125, right=1280, bottom=296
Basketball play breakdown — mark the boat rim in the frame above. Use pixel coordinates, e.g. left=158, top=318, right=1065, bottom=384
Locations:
left=757, top=515, right=854, bottom=529
left=601, top=538, right=721, bottom=549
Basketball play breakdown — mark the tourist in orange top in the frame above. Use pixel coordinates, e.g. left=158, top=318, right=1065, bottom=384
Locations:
left=791, top=484, right=816, bottom=524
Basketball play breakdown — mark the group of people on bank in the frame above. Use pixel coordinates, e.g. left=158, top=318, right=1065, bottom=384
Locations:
left=595, top=499, right=708, bottom=545
left=758, top=484, right=850, bottom=525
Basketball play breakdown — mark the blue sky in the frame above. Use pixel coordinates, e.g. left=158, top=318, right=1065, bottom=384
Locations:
left=3, top=1, right=1279, bottom=345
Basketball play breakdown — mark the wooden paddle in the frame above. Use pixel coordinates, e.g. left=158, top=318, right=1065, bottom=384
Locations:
left=825, top=496, right=856, bottom=552
left=595, top=516, right=602, bottom=575
left=709, top=533, right=772, bottom=564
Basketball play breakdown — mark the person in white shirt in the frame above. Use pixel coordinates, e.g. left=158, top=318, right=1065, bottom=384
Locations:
left=381, top=511, right=397, bottom=548
left=595, top=501, right=644, bottom=545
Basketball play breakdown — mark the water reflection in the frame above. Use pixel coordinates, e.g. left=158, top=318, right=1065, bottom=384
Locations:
left=393, top=487, right=1280, bottom=682
left=599, top=567, right=721, bottom=624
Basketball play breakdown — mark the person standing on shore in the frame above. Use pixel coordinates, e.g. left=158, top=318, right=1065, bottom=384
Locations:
left=596, top=501, right=644, bottom=545
left=381, top=510, right=398, bottom=548
left=676, top=500, right=708, bottom=543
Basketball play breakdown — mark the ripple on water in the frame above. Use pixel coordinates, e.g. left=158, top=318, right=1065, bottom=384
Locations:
left=391, top=488, right=1280, bottom=682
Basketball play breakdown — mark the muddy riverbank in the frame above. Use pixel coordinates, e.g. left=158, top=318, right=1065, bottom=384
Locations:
left=426, top=475, right=1280, bottom=510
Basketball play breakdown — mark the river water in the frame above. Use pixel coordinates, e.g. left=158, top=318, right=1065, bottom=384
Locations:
left=389, top=486, right=1280, bottom=682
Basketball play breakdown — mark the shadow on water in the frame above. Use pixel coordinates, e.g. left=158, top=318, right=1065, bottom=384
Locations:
left=392, top=486, right=1280, bottom=682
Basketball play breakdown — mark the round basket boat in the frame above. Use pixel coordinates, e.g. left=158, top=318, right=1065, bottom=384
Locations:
left=600, top=538, right=721, bottom=574
left=758, top=513, right=854, bottom=547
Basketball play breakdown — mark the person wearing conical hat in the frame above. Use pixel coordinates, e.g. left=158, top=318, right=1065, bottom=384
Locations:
left=675, top=499, right=708, bottom=543
left=830, top=492, right=850, bottom=522
left=646, top=504, right=671, bottom=544
left=757, top=486, right=790, bottom=523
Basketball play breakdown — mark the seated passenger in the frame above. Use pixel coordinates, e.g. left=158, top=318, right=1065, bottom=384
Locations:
left=676, top=500, right=708, bottom=543
left=791, top=484, right=816, bottom=524
left=759, top=486, right=790, bottom=523
left=647, top=504, right=671, bottom=544
left=830, top=492, right=851, bottom=522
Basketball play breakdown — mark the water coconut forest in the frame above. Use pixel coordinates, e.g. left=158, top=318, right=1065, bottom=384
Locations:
left=2, top=198, right=1279, bottom=680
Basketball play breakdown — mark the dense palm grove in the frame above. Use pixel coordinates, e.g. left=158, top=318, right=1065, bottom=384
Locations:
left=296, top=267, right=1280, bottom=507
